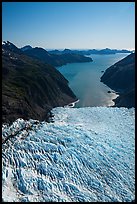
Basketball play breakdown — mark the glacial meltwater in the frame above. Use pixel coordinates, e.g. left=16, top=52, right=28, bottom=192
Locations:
left=57, top=53, right=130, bottom=107
left=2, top=107, right=135, bottom=202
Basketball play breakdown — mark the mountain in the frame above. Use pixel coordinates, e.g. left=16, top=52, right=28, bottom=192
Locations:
left=49, top=48, right=133, bottom=56
left=23, top=47, right=57, bottom=65
left=97, top=48, right=116, bottom=54
left=100, top=53, right=135, bottom=108
left=118, top=49, right=134, bottom=53
left=21, top=45, right=32, bottom=51
left=2, top=41, right=22, bottom=54
left=2, top=41, right=77, bottom=124
left=49, top=49, right=61, bottom=55
left=23, top=47, right=93, bottom=67
left=62, top=48, right=72, bottom=54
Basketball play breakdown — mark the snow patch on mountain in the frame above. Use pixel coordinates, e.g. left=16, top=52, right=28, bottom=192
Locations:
left=2, top=107, right=135, bottom=202
left=2, top=41, right=6, bottom=45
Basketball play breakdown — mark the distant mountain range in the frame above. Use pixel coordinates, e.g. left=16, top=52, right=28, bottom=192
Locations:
left=101, top=53, right=135, bottom=108
left=49, top=48, right=134, bottom=55
left=2, top=41, right=77, bottom=123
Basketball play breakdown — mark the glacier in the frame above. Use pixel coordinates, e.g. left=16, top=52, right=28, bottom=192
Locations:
left=2, top=107, right=135, bottom=202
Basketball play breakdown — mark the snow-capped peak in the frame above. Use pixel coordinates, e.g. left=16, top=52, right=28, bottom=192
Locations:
left=2, top=41, right=22, bottom=54
left=2, top=41, right=6, bottom=45
left=2, top=41, right=14, bottom=46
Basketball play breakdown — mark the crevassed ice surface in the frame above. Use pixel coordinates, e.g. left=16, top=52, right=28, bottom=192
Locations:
left=2, top=107, right=135, bottom=202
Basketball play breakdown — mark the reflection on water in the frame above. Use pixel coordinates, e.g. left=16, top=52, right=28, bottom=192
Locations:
left=57, top=53, right=129, bottom=107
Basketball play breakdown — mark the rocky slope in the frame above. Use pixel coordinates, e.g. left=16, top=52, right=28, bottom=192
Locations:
left=2, top=41, right=77, bottom=124
left=100, top=53, right=135, bottom=108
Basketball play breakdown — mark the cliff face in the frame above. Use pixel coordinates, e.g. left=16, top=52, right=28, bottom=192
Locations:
left=2, top=42, right=77, bottom=124
left=100, top=53, right=135, bottom=108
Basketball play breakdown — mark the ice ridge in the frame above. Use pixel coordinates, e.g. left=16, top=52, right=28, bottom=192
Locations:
left=2, top=107, right=135, bottom=202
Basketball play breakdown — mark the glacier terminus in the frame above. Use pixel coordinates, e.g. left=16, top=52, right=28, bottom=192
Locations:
left=2, top=107, right=135, bottom=202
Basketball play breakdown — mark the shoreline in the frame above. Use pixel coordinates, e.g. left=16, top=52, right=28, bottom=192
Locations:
left=108, top=91, right=119, bottom=107
left=64, top=99, right=80, bottom=108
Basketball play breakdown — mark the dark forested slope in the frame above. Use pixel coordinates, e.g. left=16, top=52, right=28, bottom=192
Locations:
left=101, top=53, right=135, bottom=108
left=2, top=41, right=77, bottom=124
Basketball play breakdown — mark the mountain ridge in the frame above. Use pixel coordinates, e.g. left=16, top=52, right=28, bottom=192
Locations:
left=49, top=48, right=133, bottom=55
left=23, top=47, right=93, bottom=67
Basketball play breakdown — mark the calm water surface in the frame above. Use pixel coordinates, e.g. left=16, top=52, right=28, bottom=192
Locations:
left=57, top=53, right=130, bottom=107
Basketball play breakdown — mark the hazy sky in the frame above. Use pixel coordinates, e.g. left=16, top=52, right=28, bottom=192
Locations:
left=2, top=2, right=135, bottom=50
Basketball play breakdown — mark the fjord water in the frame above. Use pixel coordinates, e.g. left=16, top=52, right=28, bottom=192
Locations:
left=58, top=53, right=130, bottom=107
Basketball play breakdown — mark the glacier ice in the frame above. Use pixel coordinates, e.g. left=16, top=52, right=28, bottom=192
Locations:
left=2, top=107, right=135, bottom=202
